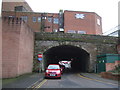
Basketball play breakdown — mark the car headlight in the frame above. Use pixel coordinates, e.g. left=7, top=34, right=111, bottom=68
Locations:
left=56, top=70, right=60, bottom=74
left=46, top=70, right=49, bottom=73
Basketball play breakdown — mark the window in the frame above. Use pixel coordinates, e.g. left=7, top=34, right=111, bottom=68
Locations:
left=21, top=16, right=28, bottom=22
left=67, top=30, right=76, bottom=33
left=53, top=18, right=59, bottom=24
left=48, top=18, right=52, bottom=22
left=33, top=17, right=36, bottom=22
left=15, top=6, right=27, bottom=12
left=75, top=13, right=85, bottom=19
left=48, top=65, right=60, bottom=69
left=78, top=31, right=86, bottom=34
left=38, top=17, right=41, bottom=22
left=97, top=19, right=100, bottom=25
left=53, top=29, right=58, bottom=32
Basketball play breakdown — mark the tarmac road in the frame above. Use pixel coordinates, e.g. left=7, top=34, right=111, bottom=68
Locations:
left=33, top=72, right=119, bottom=89
left=2, top=72, right=119, bottom=90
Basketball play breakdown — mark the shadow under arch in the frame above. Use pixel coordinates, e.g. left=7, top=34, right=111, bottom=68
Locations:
left=43, top=45, right=90, bottom=72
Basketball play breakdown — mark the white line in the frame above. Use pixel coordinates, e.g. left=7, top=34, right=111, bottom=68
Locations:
left=78, top=74, right=119, bottom=86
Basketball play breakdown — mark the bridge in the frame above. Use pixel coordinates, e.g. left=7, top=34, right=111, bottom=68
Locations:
left=2, top=17, right=119, bottom=78
left=34, top=32, right=118, bottom=72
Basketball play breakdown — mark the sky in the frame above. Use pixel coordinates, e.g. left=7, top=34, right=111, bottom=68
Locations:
left=25, top=0, right=119, bottom=33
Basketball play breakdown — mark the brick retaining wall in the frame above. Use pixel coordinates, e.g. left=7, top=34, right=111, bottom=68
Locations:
left=2, top=17, right=34, bottom=78
left=101, top=72, right=120, bottom=81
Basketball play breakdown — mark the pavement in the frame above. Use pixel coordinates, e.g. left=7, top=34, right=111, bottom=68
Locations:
left=80, top=73, right=119, bottom=85
left=2, top=72, right=44, bottom=89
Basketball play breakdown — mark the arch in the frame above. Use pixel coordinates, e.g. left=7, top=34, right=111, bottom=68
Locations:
left=35, top=41, right=98, bottom=72
left=43, top=45, right=90, bottom=72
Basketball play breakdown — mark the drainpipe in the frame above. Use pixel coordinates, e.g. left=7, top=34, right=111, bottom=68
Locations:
left=118, top=1, right=120, bottom=45
left=0, top=1, right=2, bottom=89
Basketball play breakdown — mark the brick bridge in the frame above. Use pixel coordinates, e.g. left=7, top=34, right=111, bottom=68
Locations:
left=34, top=32, right=118, bottom=72
left=2, top=17, right=118, bottom=78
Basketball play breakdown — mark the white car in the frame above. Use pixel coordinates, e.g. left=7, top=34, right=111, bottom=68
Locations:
left=59, top=61, right=71, bottom=69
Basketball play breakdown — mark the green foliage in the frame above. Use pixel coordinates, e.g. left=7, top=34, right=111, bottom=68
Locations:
left=32, top=59, right=40, bottom=72
left=114, top=64, right=120, bottom=73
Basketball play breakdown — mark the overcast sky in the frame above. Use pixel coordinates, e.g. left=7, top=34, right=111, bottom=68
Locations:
left=26, top=0, right=119, bottom=33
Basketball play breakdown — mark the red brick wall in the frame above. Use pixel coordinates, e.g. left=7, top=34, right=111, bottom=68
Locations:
left=2, top=17, right=34, bottom=78
left=2, top=11, right=59, bottom=32
left=106, top=63, right=115, bottom=72
left=18, top=20, right=34, bottom=75
left=106, top=61, right=120, bottom=72
left=64, top=10, right=102, bottom=35
left=2, top=2, right=33, bottom=12
left=2, top=19, right=20, bottom=78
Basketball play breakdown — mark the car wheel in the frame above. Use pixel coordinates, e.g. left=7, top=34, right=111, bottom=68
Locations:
left=44, top=76, right=47, bottom=79
left=58, top=77, right=61, bottom=79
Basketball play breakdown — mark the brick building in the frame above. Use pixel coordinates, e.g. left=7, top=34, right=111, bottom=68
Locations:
left=64, top=10, right=102, bottom=34
left=2, top=11, right=60, bottom=32
left=2, top=0, right=34, bottom=78
left=1, top=0, right=103, bottom=78
left=2, top=1, right=102, bottom=34
left=2, top=0, right=33, bottom=12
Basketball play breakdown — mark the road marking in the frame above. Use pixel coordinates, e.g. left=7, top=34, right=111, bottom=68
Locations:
left=27, top=79, right=40, bottom=88
left=77, top=74, right=119, bottom=86
left=35, top=79, right=47, bottom=89
left=26, top=78, right=43, bottom=89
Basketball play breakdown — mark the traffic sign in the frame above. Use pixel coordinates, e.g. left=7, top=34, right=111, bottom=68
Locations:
left=38, top=58, right=42, bottom=61
left=38, top=54, right=42, bottom=58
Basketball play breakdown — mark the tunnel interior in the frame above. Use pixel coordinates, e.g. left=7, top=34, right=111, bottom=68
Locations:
left=43, top=45, right=90, bottom=72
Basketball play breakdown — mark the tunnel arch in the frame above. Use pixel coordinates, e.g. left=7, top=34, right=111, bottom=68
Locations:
left=35, top=41, right=98, bottom=72
left=43, top=45, right=90, bottom=72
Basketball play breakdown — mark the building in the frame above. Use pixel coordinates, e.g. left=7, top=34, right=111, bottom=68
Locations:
left=2, top=0, right=34, bottom=78
left=2, top=17, right=34, bottom=78
left=64, top=10, right=102, bottom=35
left=2, top=0, right=33, bottom=12
left=2, top=1, right=103, bottom=35
left=2, top=11, right=59, bottom=32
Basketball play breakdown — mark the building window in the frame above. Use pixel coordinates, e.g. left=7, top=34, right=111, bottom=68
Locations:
left=15, top=6, right=27, bottom=12
left=38, top=17, right=41, bottom=22
left=33, top=17, right=36, bottom=22
left=75, top=14, right=85, bottom=19
left=97, top=19, right=100, bottom=25
left=53, top=29, right=58, bottom=32
left=21, top=16, right=28, bottom=22
left=53, top=18, right=59, bottom=24
left=48, top=18, right=52, bottom=22
left=67, top=30, right=76, bottom=33
left=78, top=31, right=86, bottom=34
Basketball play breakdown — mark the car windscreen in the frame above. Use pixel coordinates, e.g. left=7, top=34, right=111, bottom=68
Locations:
left=48, top=65, right=60, bottom=69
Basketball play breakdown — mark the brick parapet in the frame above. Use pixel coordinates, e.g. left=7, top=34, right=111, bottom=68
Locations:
left=35, top=32, right=118, bottom=44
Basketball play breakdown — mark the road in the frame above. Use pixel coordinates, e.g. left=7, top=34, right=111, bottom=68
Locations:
left=32, top=72, right=119, bottom=89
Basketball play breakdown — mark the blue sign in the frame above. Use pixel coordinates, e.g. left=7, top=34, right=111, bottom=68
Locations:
left=38, top=58, right=42, bottom=61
